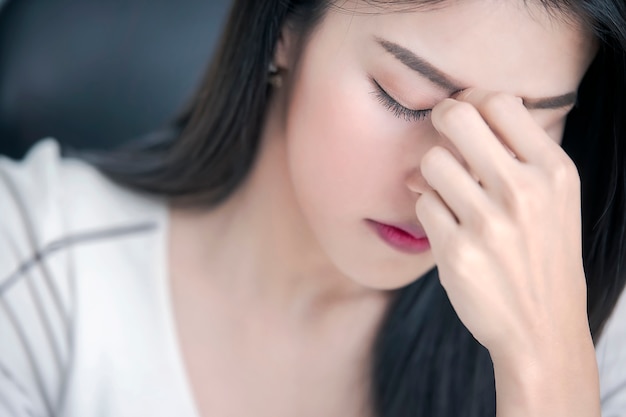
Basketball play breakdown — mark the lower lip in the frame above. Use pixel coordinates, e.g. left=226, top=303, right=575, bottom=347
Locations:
left=367, top=220, right=430, bottom=254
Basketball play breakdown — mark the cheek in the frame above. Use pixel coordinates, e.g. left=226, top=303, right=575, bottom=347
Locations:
left=285, top=73, right=394, bottom=218
left=283, top=69, right=436, bottom=289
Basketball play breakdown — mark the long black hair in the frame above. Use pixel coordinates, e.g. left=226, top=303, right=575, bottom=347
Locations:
left=86, top=1, right=626, bottom=416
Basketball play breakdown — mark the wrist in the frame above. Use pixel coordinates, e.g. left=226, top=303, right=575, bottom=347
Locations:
left=490, top=335, right=600, bottom=417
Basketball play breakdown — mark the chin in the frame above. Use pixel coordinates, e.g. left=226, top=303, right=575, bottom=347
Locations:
left=332, top=249, right=437, bottom=291
left=350, top=271, right=431, bottom=290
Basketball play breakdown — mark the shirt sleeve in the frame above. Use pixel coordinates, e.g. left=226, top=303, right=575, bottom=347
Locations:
left=597, top=286, right=626, bottom=417
left=0, top=140, right=73, bottom=417
left=2, top=140, right=625, bottom=417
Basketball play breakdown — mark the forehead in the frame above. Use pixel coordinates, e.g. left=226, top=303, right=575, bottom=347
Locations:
left=326, top=0, right=596, bottom=97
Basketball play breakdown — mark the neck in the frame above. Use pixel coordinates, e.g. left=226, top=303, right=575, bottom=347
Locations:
left=168, top=95, right=383, bottom=316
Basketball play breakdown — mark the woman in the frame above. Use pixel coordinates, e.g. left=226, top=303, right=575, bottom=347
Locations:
left=1, top=0, right=625, bottom=416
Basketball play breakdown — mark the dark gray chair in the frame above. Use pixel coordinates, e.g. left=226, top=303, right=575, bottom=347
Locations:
left=0, top=0, right=231, bottom=159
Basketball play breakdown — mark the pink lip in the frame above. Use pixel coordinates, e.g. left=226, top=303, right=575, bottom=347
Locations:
left=366, top=220, right=430, bottom=254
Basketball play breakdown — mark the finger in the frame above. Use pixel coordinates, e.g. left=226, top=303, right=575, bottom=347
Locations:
left=431, top=98, right=517, bottom=190
left=414, top=189, right=458, bottom=257
left=420, top=145, right=493, bottom=226
left=455, top=88, right=564, bottom=167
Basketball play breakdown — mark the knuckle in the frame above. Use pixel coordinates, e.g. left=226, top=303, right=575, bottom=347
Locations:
left=505, top=173, right=546, bottom=215
left=550, top=163, right=569, bottom=186
left=480, top=92, right=519, bottom=116
left=549, top=155, right=580, bottom=187
left=445, top=236, right=472, bottom=266
left=507, top=172, right=535, bottom=200
left=437, top=101, right=478, bottom=130
left=445, top=235, right=488, bottom=274
left=472, top=210, right=507, bottom=240
left=421, top=146, right=453, bottom=175
left=468, top=200, right=518, bottom=240
left=492, top=217, right=517, bottom=243
left=422, top=146, right=447, bottom=166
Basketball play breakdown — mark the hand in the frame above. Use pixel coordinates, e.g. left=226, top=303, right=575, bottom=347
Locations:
left=414, top=89, right=600, bottom=416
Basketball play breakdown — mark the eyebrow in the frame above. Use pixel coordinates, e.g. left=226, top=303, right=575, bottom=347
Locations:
left=374, top=37, right=577, bottom=110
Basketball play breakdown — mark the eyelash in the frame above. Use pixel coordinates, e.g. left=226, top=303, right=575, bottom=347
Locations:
left=370, top=78, right=432, bottom=122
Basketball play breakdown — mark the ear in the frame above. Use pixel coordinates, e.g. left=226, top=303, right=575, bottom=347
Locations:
left=273, top=24, right=297, bottom=70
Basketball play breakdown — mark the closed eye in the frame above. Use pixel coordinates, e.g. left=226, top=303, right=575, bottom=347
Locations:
left=369, top=78, right=432, bottom=122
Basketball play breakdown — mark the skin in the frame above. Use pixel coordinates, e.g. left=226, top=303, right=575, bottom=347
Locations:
left=168, top=0, right=599, bottom=416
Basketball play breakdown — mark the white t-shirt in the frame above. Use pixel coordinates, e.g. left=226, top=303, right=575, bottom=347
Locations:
left=1, top=139, right=625, bottom=417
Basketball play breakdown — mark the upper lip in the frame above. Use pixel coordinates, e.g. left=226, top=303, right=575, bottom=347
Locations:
left=371, top=220, right=427, bottom=240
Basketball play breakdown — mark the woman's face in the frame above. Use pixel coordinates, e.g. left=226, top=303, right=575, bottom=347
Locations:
left=277, top=0, right=596, bottom=289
